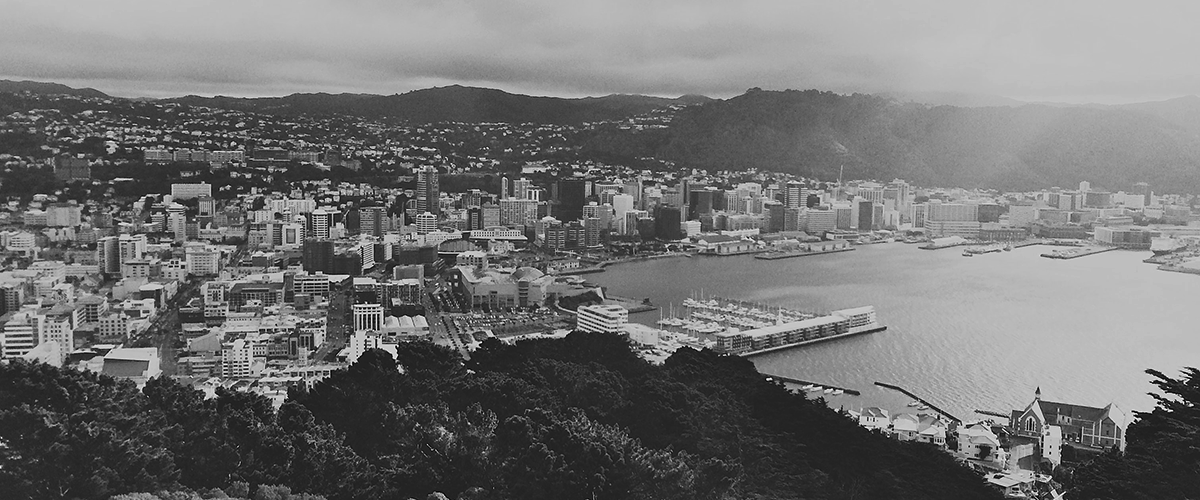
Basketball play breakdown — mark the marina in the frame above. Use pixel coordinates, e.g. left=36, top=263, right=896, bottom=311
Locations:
left=650, top=293, right=887, bottom=356
left=761, top=373, right=862, bottom=396
left=875, top=382, right=961, bottom=424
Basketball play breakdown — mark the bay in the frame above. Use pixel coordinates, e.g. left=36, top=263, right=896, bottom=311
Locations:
left=586, top=243, right=1200, bottom=422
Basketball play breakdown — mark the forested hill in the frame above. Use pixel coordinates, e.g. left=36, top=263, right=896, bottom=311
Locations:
left=0, top=332, right=1002, bottom=500
left=166, top=86, right=710, bottom=124
left=648, top=88, right=1200, bottom=192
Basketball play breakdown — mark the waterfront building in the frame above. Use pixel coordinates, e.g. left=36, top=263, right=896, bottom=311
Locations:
left=576, top=304, right=629, bottom=334
left=1094, top=226, right=1158, bottom=248
left=447, top=266, right=559, bottom=309
left=924, top=220, right=982, bottom=238
left=977, top=223, right=1028, bottom=241
left=1009, top=388, right=1126, bottom=467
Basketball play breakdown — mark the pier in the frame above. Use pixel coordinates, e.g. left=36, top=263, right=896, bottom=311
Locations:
left=762, top=373, right=861, bottom=396
left=754, top=247, right=856, bottom=260
left=1040, top=246, right=1116, bottom=260
left=874, top=382, right=961, bottom=424
left=975, top=409, right=1011, bottom=419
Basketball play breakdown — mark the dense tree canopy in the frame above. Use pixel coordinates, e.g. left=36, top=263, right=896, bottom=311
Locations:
left=0, top=333, right=1006, bottom=499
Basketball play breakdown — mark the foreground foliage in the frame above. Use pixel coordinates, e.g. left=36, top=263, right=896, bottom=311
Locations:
left=0, top=333, right=1002, bottom=499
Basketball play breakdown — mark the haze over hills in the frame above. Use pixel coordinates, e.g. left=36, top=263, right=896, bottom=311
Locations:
left=165, top=85, right=711, bottom=124
left=0, top=79, right=110, bottom=99
left=644, top=88, right=1200, bottom=192
left=5, top=79, right=1200, bottom=192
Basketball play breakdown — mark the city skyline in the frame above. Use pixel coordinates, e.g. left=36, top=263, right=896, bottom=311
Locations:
left=3, top=0, right=1200, bottom=104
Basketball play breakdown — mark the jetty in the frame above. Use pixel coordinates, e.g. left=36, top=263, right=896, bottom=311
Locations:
left=874, top=382, right=961, bottom=424
left=1040, top=246, right=1116, bottom=260
left=754, top=247, right=856, bottom=260
left=762, top=373, right=861, bottom=396
left=975, top=409, right=1011, bottom=419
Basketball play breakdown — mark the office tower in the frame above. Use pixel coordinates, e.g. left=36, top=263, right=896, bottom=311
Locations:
left=302, top=240, right=335, bottom=273
left=654, top=206, right=682, bottom=240
left=499, top=199, right=539, bottom=226
left=784, top=182, right=803, bottom=208
left=767, top=203, right=785, bottom=232
left=1133, top=182, right=1151, bottom=205
left=167, top=203, right=187, bottom=241
left=416, top=166, right=440, bottom=215
left=308, top=208, right=334, bottom=240
left=416, top=212, right=438, bottom=234
left=688, top=189, right=715, bottom=220
left=513, top=177, right=534, bottom=200
left=481, top=204, right=501, bottom=227
left=623, top=178, right=643, bottom=210
left=612, top=194, right=634, bottom=221
left=466, top=207, right=484, bottom=230
left=501, top=176, right=510, bottom=200
left=360, top=206, right=385, bottom=237
left=555, top=179, right=587, bottom=222
left=118, top=234, right=147, bottom=263
left=97, top=236, right=120, bottom=274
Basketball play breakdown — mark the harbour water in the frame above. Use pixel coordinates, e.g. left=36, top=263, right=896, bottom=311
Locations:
left=587, top=243, right=1200, bottom=422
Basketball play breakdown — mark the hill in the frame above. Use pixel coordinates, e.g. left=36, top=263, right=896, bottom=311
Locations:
left=650, top=88, right=1200, bottom=192
left=0, top=79, right=110, bottom=98
left=0, top=333, right=1002, bottom=500
left=167, top=85, right=709, bottom=124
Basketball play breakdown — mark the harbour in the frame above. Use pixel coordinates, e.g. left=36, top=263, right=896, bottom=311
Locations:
left=754, top=246, right=856, bottom=260
left=586, top=243, right=1199, bottom=420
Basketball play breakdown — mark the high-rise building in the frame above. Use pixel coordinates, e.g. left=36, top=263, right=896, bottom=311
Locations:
left=466, top=207, right=484, bottom=231
left=416, top=166, right=441, bottom=215
left=501, top=176, right=510, bottom=200
left=415, top=212, right=438, bottom=234
left=654, top=206, right=682, bottom=240
left=118, top=234, right=147, bottom=263
left=96, top=236, right=120, bottom=275
left=1133, top=182, right=1151, bottom=205
left=554, top=179, right=587, bottom=222
left=499, top=198, right=539, bottom=226
left=360, top=206, right=386, bottom=237
left=783, top=182, right=803, bottom=208
left=308, top=209, right=335, bottom=240
left=353, top=303, right=384, bottom=332
left=1, top=312, right=42, bottom=360
left=303, top=240, right=335, bottom=274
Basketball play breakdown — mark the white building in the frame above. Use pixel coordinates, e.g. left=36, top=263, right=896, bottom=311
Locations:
left=185, top=244, right=222, bottom=276
left=576, top=304, right=629, bottom=334
left=353, top=303, right=384, bottom=332
left=171, top=182, right=213, bottom=199
left=1, top=311, right=42, bottom=360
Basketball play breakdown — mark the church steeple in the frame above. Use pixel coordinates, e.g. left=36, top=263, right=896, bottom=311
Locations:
left=1035, top=386, right=1042, bottom=400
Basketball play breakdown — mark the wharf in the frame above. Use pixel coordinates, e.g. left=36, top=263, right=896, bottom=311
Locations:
left=604, top=294, right=657, bottom=313
left=739, top=325, right=887, bottom=357
left=555, top=267, right=606, bottom=275
left=761, top=373, right=861, bottom=396
left=1040, top=246, right=1116, bottom=260
left=975, top=409, right=1011, bottom=419
left=919, top=241, right=969, bottom=250
left=697, top=249, right=769, bottom=256
left=754, top=247, right=856, bottom=260
left=874, top=382, right=961, bottom=424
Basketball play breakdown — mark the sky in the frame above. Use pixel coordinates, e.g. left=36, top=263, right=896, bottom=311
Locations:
left=2, top=0, right=1199, bottom=103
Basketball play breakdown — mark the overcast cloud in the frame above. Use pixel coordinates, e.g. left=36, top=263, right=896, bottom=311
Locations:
left=2, top=0, right=1198, bottom=103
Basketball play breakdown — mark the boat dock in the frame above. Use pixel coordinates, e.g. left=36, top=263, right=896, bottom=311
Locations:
left=1040, top=246, right=1116, bottom=260
left=975, top=409, right=1011, bottom=419
left=763, top=373, right=861, bottom=396
left=754, top=247, right=856, bottom=260
left=874, top=382, right=961, bottom=424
